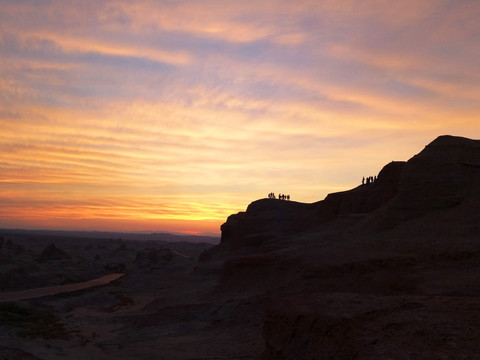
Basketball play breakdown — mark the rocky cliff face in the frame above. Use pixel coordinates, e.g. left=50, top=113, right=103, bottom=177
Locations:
left=209, top=135, right=480, bottom=260
left=374, top=135, right=480, bottom=231
left=318, top=160, right=405, bottom=218
left=200, top=160, right=406, bottom=262
left=202, top=135, right=480, bottom=360
left=199, top=200, right=319, bottom=261
left=259, top=135, right=480, bottom=360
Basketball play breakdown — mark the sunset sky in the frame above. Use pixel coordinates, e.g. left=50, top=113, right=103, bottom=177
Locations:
left=1, top=0, right=480, bottom=235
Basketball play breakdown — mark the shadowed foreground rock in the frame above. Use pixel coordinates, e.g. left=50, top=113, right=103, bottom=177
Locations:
left=262, top=293, right=480, bottom=360
left=0, top=346, right=42, bottom=360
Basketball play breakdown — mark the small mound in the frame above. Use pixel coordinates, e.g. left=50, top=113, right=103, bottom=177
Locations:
left=38, top=244, right=71, bottom=262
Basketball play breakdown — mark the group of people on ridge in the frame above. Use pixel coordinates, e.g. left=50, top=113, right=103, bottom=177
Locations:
left=362, top=176, right=377, bottom=185
left=267, top=174, right=378, bottom=201
left=268, top=192, right=290, bottom=201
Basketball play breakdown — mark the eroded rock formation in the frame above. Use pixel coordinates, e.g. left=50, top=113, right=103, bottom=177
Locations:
left=202, top=135, right=480, bottom=359
left=38, top=244, right=71, bottom=262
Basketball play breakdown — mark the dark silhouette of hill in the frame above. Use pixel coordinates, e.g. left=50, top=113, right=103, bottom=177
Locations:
left=372, top=135, right=480, bottom=232
left=200, top=159, right=406, bottom=261
left=0, top=229, right=219, bottom=244
left=202, top=135, right=480, bottom=261
left=200, top=135, right=480, bottom=359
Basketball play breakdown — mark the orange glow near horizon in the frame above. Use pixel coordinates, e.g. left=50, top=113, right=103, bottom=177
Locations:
left=2, top=1, right=480, bottom=235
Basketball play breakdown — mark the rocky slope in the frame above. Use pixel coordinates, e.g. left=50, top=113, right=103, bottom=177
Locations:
left=200, top=160, right=406, bottom=262
left=373, top=135, right=480, bottom=232
left=202, top=135, right=480, bottom=359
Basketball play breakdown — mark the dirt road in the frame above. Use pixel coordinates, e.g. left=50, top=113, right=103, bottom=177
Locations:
left=0, top=273, right=124, bottom=302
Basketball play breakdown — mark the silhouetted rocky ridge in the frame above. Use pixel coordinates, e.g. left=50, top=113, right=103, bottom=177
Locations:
left=374, top=135, right=480, bottom=231
left=202, top=135, right=480, bottom=263
left=202, top=135, right=480, bottom=359
left=200, top=160, right=406, bottom=262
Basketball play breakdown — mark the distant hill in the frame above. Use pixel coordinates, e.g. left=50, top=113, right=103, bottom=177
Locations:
left=0, top=229, right=219, bottom=244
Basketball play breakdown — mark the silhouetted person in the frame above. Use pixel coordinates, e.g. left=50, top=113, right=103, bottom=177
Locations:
left=362, top=177, right=365, bottom=185
left=287, top=195, right=290, bottom=201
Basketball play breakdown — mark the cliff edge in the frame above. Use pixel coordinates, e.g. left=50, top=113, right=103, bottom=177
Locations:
left=201, top=160, right=406, bottom=262
left=202, top=135, right=480, bottom=263
left=202, top=135, right=480, bottom=359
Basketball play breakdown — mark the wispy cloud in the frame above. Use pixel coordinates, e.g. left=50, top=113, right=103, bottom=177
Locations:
left=1, top=0, right=480, bottom=233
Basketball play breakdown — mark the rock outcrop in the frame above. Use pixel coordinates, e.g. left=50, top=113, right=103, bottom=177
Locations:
left=200, top=159, right=405, bottom=262
left=373, top=135, right=480, bottom=231
left=319, top=160, right=405, bottom=218
left=258, top=136, right=480, bottom=360
left=203, top=135, right=480, bottom=263
left=38, top=244, right=71, bottom=262
left=201, top=135, right=480, bottom=359
left=200, top=200, right=316, bottom=261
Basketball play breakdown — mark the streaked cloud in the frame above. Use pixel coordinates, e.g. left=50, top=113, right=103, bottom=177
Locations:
left=1, top=0, right=480, bottom=234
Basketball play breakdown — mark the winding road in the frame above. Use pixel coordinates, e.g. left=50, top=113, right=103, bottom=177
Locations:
left=0, top=273, right=124, bottom=302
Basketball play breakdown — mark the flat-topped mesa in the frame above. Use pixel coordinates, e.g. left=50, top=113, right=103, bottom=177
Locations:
left=198, top=199, right=320, bottom=261
left=220, top=199, right=317, bottom=247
